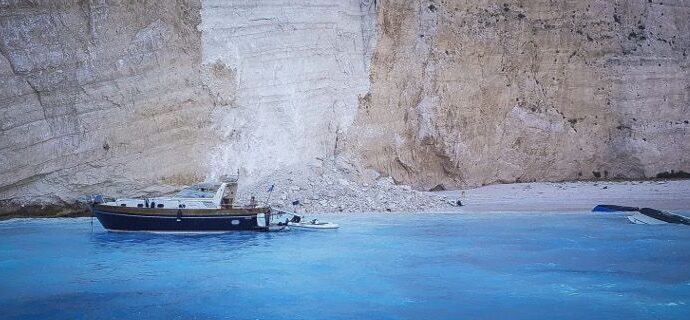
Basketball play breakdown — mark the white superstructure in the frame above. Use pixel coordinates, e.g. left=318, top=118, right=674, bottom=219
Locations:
left=101, top=178, right=239, bottom=210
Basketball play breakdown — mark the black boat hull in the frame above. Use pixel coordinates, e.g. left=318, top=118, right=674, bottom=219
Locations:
left=92, top=207, right=268, bottom=232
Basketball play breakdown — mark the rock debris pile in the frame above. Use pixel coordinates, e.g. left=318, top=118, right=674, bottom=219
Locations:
left=236, top=159, right=455, bottom=213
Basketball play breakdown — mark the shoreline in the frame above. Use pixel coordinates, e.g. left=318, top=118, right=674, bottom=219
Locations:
left=0, top=204, right=91, bottom=221
left=438, top=179, right=690, bottom=213
left=2, top=179, right=689, bottom=220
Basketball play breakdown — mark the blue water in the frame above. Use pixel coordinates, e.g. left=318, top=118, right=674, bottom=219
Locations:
left=1, top=213, right=689, bottom=319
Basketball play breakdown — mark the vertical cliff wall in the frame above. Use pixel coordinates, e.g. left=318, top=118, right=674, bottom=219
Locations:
left=345, top=0, right=690, bottom=188
left=1, top=0, right=689, bottom=210
left=0, top=0, right=213, bottom=206
left=0, top=0, right=379, bottom=207
left=200, top=0, right=376, bottom=181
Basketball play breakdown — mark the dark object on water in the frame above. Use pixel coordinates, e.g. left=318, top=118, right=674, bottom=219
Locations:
left=638, top=208, right=690, bottom=225
left=456, top=200, right=463, bottom=207
left=429, top=184, right=446, bottom=192
left=292, top=200, right=300, bottom=206
left=592, top=205, right=639, bottom=212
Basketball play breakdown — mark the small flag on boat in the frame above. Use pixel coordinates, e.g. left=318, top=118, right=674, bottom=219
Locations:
left=267, top=184, right=274, bottom=192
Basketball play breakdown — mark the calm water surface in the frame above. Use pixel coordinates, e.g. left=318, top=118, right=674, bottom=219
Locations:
left=1, top=213, right=689, bottom=319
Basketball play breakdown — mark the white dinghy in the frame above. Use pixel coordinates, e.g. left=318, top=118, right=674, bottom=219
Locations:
left=288, top=219, right=339, bottom=230
left=270, top=211, right=339, bottom=230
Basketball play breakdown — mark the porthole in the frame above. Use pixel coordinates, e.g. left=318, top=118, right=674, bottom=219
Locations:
left=120, top=204, right=127, bottom=207
left=231, top=220, right=240, bottom=225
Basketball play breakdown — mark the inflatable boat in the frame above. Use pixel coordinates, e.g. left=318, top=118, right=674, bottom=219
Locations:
left=288, top=219, right=339, bottom=230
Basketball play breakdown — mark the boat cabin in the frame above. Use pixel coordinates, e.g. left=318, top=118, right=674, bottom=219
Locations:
left=107, top=176, right=239, bottom=210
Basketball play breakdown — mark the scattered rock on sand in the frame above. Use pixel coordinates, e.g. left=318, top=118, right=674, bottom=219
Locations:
left=237, top=158, right=452, bottom=213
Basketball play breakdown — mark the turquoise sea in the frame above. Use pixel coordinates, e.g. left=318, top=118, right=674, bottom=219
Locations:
left=1, top=213, right=689, bottom=319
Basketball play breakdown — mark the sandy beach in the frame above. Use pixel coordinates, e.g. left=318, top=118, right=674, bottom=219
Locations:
left=438, top=180, right=690, bottom=213
left=3, top=179, right=689, bottom=218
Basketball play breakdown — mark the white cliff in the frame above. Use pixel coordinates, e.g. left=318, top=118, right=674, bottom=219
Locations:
left=200, top=0, right=377, bottom=182
left=0, top=0, right=689, bottom=215
left=0, top=0, right=214, bottom=214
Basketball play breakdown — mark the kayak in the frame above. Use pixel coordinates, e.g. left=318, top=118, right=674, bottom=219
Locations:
left=288, top=220, right=339, bottom=230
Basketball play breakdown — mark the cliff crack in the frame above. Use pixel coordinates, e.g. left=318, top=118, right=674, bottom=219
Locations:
left=25, top=79, right=49, bottom=121
left=0, top=44, right=21, bottom=76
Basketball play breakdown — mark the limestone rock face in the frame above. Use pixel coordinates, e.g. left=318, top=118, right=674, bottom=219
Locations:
left=200, top=0, right=377, bottom=182
left=0, top=0, right=214, bottom=206
left=344, top=0, right=690, bottom=188
left=1, top=0, right=689, bottom=211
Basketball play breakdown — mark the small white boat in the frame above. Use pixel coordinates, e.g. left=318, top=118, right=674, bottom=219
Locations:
left=288, top=219, right=339, bottom=230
